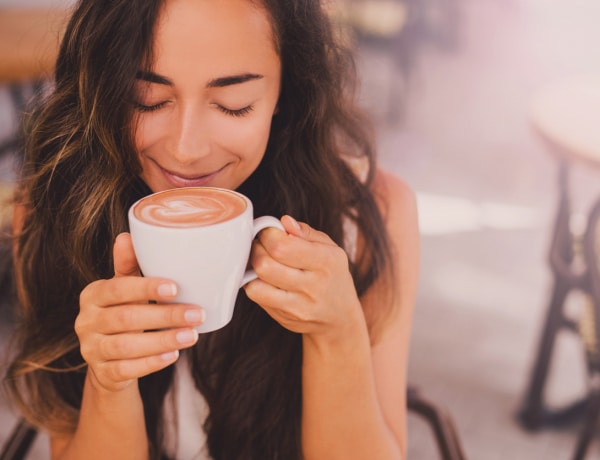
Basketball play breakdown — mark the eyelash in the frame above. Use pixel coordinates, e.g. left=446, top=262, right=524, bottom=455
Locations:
left=133, top=101, right=254, bottom=118
left=133, top=101, right=168, bottom=113
left=218, top=105, right=254, bottom=117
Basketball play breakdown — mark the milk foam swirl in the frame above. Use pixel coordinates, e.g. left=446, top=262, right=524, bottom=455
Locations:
left=135, top=189, right=246, bottom=228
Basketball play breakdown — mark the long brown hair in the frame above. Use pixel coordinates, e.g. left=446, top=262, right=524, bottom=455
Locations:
left=5, top=1, right=393, bottom=459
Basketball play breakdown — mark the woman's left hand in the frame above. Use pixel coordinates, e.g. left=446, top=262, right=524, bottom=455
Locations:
left=244, top=215, right=364, bottom=339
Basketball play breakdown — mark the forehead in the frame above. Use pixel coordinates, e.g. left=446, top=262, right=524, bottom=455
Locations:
left=152, top=0, right=279, bottom=76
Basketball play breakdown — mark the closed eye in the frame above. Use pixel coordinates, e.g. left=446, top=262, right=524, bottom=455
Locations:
left=133, top=101, right=169, bottom=113
left=218, top=105, right=254, bottom=117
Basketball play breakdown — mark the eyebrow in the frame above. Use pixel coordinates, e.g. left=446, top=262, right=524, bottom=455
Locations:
left=207, top=73, right=263, bottom=87
left=136, top=71, right=263, bottom=88
left=136, top=71, right=173, bottom=86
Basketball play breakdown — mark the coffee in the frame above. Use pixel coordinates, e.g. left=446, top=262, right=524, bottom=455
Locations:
left=134, top=187, right=247, bottom=228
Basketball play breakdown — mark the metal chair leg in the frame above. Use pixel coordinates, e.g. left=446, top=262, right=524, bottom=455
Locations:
left=519, top=278, right=571, bottom=429
left=519, top=160, right=590, bottom=430
left=407, top=386, right=468, bottom=460
left=571, top=386, right=600, bottom=460
left=0, top=418, right=38, bottom=460
left=572, top=198, right=600, bottom=460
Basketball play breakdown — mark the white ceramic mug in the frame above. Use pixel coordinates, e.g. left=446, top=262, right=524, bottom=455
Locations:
left=128, top=187, right=284, bottom=333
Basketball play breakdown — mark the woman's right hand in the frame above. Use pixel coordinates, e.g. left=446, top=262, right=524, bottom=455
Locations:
left=75, top=232, right=204, bottom=393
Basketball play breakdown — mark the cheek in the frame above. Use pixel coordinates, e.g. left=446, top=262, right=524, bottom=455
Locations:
left=134, top=113, right=169, bottom=152
left=213, top=113, right=274, bottom=160
left=133, top=117, right=150, bottom=153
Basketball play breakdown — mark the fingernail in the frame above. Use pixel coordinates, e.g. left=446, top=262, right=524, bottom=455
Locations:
left=161, top=350, right=179, bottom=362
left=184, top=308, right=205, bottom=324
left=158, top=282, right=177, bottom=297
left=176, top=329, right=198, bottom=344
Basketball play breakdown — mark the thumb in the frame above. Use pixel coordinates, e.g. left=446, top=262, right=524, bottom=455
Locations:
left=113, top=232, right=141, bottom=277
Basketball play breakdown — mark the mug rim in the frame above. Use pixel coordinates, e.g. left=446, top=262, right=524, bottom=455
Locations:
left=128, top=186, right=252, bottom=230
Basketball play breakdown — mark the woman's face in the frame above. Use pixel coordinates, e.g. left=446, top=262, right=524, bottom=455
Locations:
left=134, top=0, right=281, bottom=193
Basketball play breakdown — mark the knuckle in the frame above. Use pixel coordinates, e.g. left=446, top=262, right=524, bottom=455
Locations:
left=318, top=229, right=333, bottom=242
left=98, top=337, right=122, bottom=360
left=291, top=305, right=308, bottom=322
left=79, top=282, right=97, bottom=306
left=332, top=245, right=349, bottom=262
left=252, top=254, right=271, bottom=275
left=322, top=246, right=348, bottom=274
left=243, top=280, right=261, bottom=302
left=291, top=305, right=312, bottom=324
left=259, top=227, right=279, bottom=241
left=73, top=314, right=86, bottom=336
left=109, top=361, right=128, bottom=382
left=268, top=238, right=288, bottom=260
left=244, top=281, right=256, bottom=297
left=108, top=336, right=130, bottom=358
left=300, top=300, right=317, bottom=320
left=167, top=306, right=180, bottom=326
left=97, top=338, right=111, bottom=360
left=113, top=307, right=135, bottom=330
left=74, top=310, right=97, bottom=341
left=160, top=330, right=176, bottom=350
left=109, top=280, right=127, bottom=302
left=79, top=341, right=93, bottom=362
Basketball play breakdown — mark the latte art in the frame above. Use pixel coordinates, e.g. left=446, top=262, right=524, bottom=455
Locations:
left=134, top=188, right=247, bottom=228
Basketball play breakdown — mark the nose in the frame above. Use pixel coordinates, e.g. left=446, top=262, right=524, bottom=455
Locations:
left=169, top=103, right=211, bottom=164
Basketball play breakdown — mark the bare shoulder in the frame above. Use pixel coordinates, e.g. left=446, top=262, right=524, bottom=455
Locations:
left=371, top=168, right=418, bottom=228
left=363, top=167, right=419, bottom=339
left=364, top=168, right=419, bottom=453
left=370, top=168, right=419, bottom=267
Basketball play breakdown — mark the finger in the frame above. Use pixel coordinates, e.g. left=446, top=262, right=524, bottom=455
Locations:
left=81, top=276, right=179, bottom=310
left=94, top=303, right=205, bottom=334
left=281, top=215, right=333, bottom=244
left=95, top=349, right=180, bottom=383
left=255, top=226, right=346, bottom=271
left=114, top=233, right=140, bottom=277
left=250, top=240, right=308, bottom=292
left=244, top=278, right=293, bottom=316
left=95, top=327, right=199, bottom=361
left=244, top=279, right=314, bottom=332
left=281, top=215, right=303, bottom=237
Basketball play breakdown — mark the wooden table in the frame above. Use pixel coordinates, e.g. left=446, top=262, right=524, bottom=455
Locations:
left=0, top=8, right=69, bottom=157
left=531, top=76, right=600, bottom=171
left=0, top=8, right=68, bottom=84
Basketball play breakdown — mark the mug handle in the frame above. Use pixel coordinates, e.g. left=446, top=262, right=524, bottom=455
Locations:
left=241, top=216, right=285, bottom=286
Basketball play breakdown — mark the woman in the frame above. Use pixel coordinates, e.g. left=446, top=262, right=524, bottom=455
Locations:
left=5, top=0, right=418, bottom=459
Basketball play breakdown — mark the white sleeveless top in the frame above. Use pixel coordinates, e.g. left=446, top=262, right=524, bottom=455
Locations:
left=163, top=354, right=211, bottom=459
left=162, top=155, right=367, bottom=459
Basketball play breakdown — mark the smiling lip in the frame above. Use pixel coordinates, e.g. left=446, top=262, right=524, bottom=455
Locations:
left=160, top=164, right=226, bottom=188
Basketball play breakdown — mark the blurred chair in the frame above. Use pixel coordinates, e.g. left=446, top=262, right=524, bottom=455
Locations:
left=0, top=387, right=468, bottom=460
left=327, top=0, right=414, bottom=122
left=408, top=385, right=468, bottom=460
left=0, top=419, right=37, bottom=460
left=327, top=0, right=461, bottom=122
left=0, top=8, right=68, bottom=157
left=518, top=76, right=600, bottom=457
left=572, top=197, right=600, bottom=460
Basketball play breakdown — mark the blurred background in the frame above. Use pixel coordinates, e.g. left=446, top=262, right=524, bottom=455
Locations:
left=2, top=0, right=600, bottom=459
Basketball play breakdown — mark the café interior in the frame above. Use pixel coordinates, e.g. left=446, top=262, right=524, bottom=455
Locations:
left=2, top=0, right=600, bottom=459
